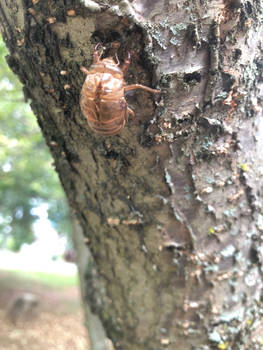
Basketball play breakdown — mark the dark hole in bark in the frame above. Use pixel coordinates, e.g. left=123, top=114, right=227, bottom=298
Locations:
left=249, top=245, right=260, bottom=264
left=91, top=31, right=122, bottom=46
left=229, top=0, right=242, bottom=8
left=221, top=72, right=236, bottom=92
left=245, top=1, right=253, bottom=15
left=233, top=48, right=242, bottom=61
left=140, top=135, right=154, bottom=148
left=183, top=72, right=201, bottom=84
left=105, top=150, right=119, bottom=160
left=91, top=30, right=105, bottom=44
left=107, top=31, right=122, bottom=43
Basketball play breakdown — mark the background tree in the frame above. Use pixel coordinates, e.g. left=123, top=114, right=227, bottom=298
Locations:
left=1, top=1, right=263, bottom=349
left=0, top=38, right=71, bottom=251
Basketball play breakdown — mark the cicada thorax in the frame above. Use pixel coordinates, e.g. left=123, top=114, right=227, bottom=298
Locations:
left=80, top=60, right=128, bottom=135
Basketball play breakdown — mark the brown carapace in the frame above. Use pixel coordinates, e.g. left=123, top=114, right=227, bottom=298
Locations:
left=80, top=46, right=160, bottom=135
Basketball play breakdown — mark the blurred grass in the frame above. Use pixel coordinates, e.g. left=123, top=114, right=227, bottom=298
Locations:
left=0, top=269, right=78, bottom=290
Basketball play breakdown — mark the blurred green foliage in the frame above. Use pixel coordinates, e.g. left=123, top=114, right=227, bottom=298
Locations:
left=0, top=38, right=72, bottom=251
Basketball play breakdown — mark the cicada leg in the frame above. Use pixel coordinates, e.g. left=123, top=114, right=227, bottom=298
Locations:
left=121, top=52, right=130, bottom=76
left=81, top=44, right=104, bottom=73
left=114, top=53, right=120, bottom=66
left=94, top=43, right=104, bottom=63
left=124, top=84, right=160, bottom=94
left=80, top=67, right=89, bottom=75
left=127, top=107, right=135, bottom=122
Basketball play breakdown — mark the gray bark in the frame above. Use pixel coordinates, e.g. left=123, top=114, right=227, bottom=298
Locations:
left=1, top=0, right=263, bottom=349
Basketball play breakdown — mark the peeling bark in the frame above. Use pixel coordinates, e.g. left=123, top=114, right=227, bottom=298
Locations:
left=1, top=0, right=263, bottom=349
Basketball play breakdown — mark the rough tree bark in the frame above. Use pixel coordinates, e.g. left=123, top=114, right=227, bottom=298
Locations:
left=1, top=0, right=263, bottom=349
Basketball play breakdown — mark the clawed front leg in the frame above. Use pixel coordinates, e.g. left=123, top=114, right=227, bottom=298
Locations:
left=81, top=43, right=105, bottom=74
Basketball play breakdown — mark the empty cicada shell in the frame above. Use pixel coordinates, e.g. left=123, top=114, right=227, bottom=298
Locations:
left=80, top=45, right=160, bottom=135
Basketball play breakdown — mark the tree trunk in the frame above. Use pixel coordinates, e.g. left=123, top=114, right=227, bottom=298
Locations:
left=72, top=213, right=112, bottom=350
left=1, top=0, right=263, bottom=349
